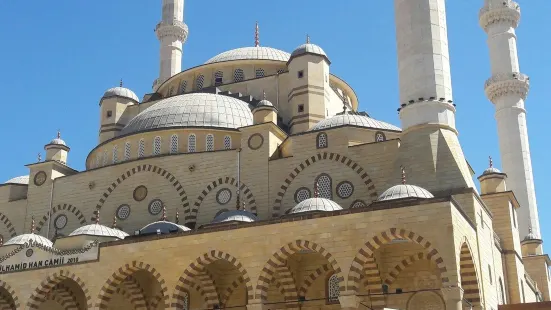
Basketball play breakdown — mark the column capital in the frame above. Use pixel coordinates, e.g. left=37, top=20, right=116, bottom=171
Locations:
left=338, top=294, right=360, bottom=309
left=441, top=285, right=464, bottom=302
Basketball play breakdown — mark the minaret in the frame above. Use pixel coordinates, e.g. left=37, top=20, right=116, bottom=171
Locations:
left=153, top=0, right=188, bottom=91
left=479, top=0, right=540, bottom=240
left=394, top=0, right=474, bottom=192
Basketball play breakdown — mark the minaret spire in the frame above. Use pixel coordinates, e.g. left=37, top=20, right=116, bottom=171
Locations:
left=255, top=21, right=260, bottom=47
left=480, top=0, right=540, bottom=239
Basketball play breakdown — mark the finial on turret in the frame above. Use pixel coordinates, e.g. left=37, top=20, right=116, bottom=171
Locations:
left=401, top=166, right=406, bottom=185
left=57, top=130, right=61, bottom=139
left=314, top=182, right=320, bottom=198
left=306, top=34, right=310, bottom=44
left=120, top=79, right=123, bottom=87
left=255, top=21, right=260, bottom=47
left=489, top=156, right=493, bottom=168
left=31, top=216, right=36, bottom=234
left=161, top=206, right=167, bottom=221
left=175, top=210, right=179, bottom=224
left=37, top=153, right=42, bottom=162
left=95, top=208, right=100, bottom=224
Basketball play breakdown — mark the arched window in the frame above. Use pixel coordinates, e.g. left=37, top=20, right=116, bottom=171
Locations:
left=103, top=150, right=108, bottom=166
left=255, top=68, right=265, bottom=78
left=499, top=278, right=505, bottom=304
left=317, top=132, right=328, bottom=149
left=182, top=291, right=189, bottom=310
left=327, top=274, right=340, bottom=303
left=188, top=134, right=196, bottom=153
left=168, top=86, right=175, bottom=96
left=196, top=75, right=205, bottom=90
left=316, top=174, right=332, bottom=199
left=95, top=154, right=101, bottom=168
left=138, top=139, right=145, bottom=158
left=124, top=142, right=131, bottom=161
left=223, top=135, right=232, bottom=150
left=170, top=134, right=179, bottom=154
left=375, top=131, right=386, bottom=142
left=214, top=71, right=223, bottom=86
left=153, top=136, right=161, bottom=155
left=206, top=134, right=214, bottom=151
left=234, top=69, right=244, bottom=82
left=180, top=80, right=188, bottom=94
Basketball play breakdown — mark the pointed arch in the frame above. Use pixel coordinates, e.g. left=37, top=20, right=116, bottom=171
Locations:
left=384, top=252, right=430, bottom=285
left=0, top=280, right=19, bottom=310
left=298, top=264, right=331, bottom=297
left=35, top=204, right=87, bottom=233
left=119, top=276, right=148, bottom=310
left=255, top=240, right=345, bottom=301
left=460, top=241, right=482, bottom=306
left=115, top=287, right=144, bottom=310
left=26, top=269, right=92, bottom=309
left=272, top=152, right=378, bottom=217
left=347, top=228, right=449, bottom=294
left=362, top=256, right=386, bottom=309
left=0, top=213, right=16, bottom=238
left=219, top=276, right=245, bottom=306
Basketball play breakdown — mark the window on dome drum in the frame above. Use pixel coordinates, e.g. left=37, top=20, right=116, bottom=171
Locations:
left=153, top=136, right=162, bottom=155
left=255, top=68, right=265, bottom=78
left=180, top=80, right=188, bottom=94
left=206, top=134, right=214, bottom=151
left=102, top=151, right=108, bottom=166
left=112, top=145, right=119, bottom=164
left=375, top=131, right=386, bottom=142
left=196, top=75, right=205, bottom=90
left=95, top=154, right=101, bottom=168
left=188, top=134, right=196, bottom=153
left=224, top=135, right=232, bottom=150
left=327, top=274, right=340, bottom=303
left=317, top=132, right=328, bottom=149
left=234, top=69, right=245, bottom=82
left=298, top=70, right=304, bottom=79
left=214, top=71, right=223, bottom=86
left=138, top=139, right=145, bottom=158
left=168, top=86, right=174, bottom=96
left=124, top=142, right=131, bottom=161
left=170, top=134, right=179, bottom=154
left=315, top=174, right=333, bottom=199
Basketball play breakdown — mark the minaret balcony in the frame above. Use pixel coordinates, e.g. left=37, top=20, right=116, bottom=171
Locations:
left=479, top=0, right=520, bottom=32
left=155, top=20, right=189, bottom=42
left=484, top=72, right=530, bottom=102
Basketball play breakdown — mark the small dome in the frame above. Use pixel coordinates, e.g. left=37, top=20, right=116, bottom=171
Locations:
left=212, top=210, right=258, bottom=223
left=205, top=46, right=290, bottom=64
left=121, top=93, right=254, bottom=136
left=4, top=175, right=29, bottom=185
left=255, top=99, right=274, bottom=109
left=378, top=184, right=434, bottom=201
left=290, top=198, right=343, bottom=214
left=4, top=234, right=53, bottom=247
left=102, top=86, right=139, bottom=103
left=523, top=228, right=540, bottom=242
left=310, top=114, right=401, bottom=132
left=69, top=224, right=128, bottom=240
left=291, top=43, right=328, bottom=60
left=139, top=221, right=191, bottom=234
left=482, top=167, right=501, bottom=175
left=47, top=138, right=67, bottom=146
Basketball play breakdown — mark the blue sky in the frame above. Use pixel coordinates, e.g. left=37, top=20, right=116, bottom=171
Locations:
left=0, top=1, right=549, bottom=239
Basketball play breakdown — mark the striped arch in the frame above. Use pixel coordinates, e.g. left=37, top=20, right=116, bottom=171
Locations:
left=172, top=250, right=254, bottom=309
left=35, top=204, right=87, bottom=233
left=272, top=152, right=378, bottom=217
left=384, top=252, right=430, bottom=285
left=95, top=164, right=189, bottom=214
left=26, top=269, right=92, bottom=310
left=274, top=265, right=299, bottom=305
left=460, top=241, right=482, bottom=306
left=119, top=277, right=148, bottom=310
left=347, top=228, right=449, bottom=294
left=0, top=213, right=16, bottom=238
left=189, top=176, right=257, bottom=222
left=362, top=256, right=386, bottom=309
left=115, top=287, right=143, bottom=310
left=0, top=280, right=19, bottom=310
left=298, top=264, right=330, bottom=297
left=255, top=240, right=345, bottom=301
left=220, top=276, right=245, bottom=306
left=96, top=261, right=169, bottom=309
left=45, top=283, right=79, bottom=310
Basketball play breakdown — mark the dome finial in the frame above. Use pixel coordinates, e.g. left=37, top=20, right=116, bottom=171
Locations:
left=95, top=208, right=101, bottom=224
left=31, top=216, right=36, bottom=234
left=489, top=156, right=493, bottom=168
left=120, top=79, right=123, bottom=87
left=57, top=129, right=61, bottom=139
left=242, top=201, right=246, bottom=211
left=314, top=182, right=320, bottom=198
left=175, top=210, right=179, bottom=224
left=161, top=206, right=167, bottom=221
left=255, top=21, right=260, bottom=47
left=401, top=166, right=406, bottom=185
left=306, top=34, right=310, bottom=44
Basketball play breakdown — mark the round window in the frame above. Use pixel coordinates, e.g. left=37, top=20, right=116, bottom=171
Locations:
left=337, top=181, right=354, bottom=199
left=216, top=188, right=232, bottom=205
left=54, top=214, right=68, bottom=230
left=294, top=187, right=311, bottom=203
left=148, top=199, right=163, bottom=216
left=116, top=204, right=131, bottom=220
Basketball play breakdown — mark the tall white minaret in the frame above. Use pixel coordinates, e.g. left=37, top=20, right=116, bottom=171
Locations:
left=480, top=0, right=540, bottom=240
left=153, top=0, right=188, bottom=91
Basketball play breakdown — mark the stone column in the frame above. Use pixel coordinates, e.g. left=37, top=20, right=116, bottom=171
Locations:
left=441, top=286, right=464, bottom=310
left=338, top=294, right=360, bottom=310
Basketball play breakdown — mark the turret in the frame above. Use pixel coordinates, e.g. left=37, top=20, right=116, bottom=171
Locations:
left=99, top=81, right=139, bottom=144
left=253, top=92, right=277, bottom=125
left=44, top=130, right=69, bottom=164
left=478, top=156, right=507, bottom=194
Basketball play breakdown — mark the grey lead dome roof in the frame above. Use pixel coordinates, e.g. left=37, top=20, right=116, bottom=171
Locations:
left=482, top=167, right=501, bottom=175
left=311, top=114, right=401, bottom=132
left=290, top=198, right=343, bottom=214
left=378, top=184, right=434, bottom=201
left=4, top=175, right=29, bottom=185
left=69, top=224, right=128, bottom=240
left=102, top=87, right=139, bottom=103
left=291, top=43, right=328, bottom=59
left=205, top=47, right=291, bottom=64
left=4, top=234, right=53, bottom=247
left=212, top=210, right=258, bottom=223
left=139, top=221, right=191, bottom=234
left=47, top=138, right=67, bottom=147
left=121, top=93, right=254, bottom=136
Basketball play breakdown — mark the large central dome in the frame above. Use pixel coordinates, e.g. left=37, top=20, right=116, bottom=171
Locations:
left=121, top=93, right=254, bottom=136
left=205, top=47, right=290, bottom=64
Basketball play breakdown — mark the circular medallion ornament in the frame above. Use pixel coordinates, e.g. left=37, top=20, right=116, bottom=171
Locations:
left=294, top=187, right=311, bottom=203
left=26, top=249, right=34, bottom=257
left=216, top=188, right=232, bottom=205
left=34, top=171, right=47, bottom=186
left=337, top=181, right=354, bottom=199
left=133, top=185, right=148, bottom=202
left=247, top=133, right=264, bottom=150
left=54, top=214, right=68, bottom=230
left=116, top=204, right=131, bottom=220
left=148, top=199, right=163, bottom=216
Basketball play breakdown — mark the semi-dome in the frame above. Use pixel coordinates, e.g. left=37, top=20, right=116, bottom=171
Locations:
left=378, top=184, right=434, bottom=201
left=212, top=210, right=258, bottom=223
left=290, top=198, right=343, bottom=214
left=310, top=114, right=401, bottom=132
left=4, top=234, right=53, bottom=248
left=291, top=43, right=328, bottom=59
left=69, top=223, right=128, bottom=240
left=4, top=175, right=29, bottom=185
left=120, top=93, right=254, bottom=136
left=102, top=86, right=139, bottom=103
left=139, top=221, right=191, bottom=234
left=205, top=46, right=290, bottom=64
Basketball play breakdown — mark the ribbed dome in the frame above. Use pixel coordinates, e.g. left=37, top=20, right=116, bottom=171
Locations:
left=212, top=210, right=258, bottom=223
left=121, top=93, right=254, bottom=136
left=205, top=47, right=290, bottom=64
left=255, top=99, right=274, bottom=109
left=4, top=233, right=53, bottom=247
left=48, top=138, right=66, bottom=146
left=69, top=224, right=128, bottom=239
left=310, top=114, right=401, bottom=132
left=482, top=167, right=501, bottom=175
left=4, top=175, right=29, bottom=185
left=378, top=184, right=434, bottom=201
left=102, top=87, right=139, bottom=103
left=290, top=198, right=343, bottom=214
left=291, top=43, right=328, bottom=59
left=139, top=221, right=191, bottom=234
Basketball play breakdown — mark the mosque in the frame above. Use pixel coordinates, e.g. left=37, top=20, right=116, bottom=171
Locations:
left=0, top=0, right=549, bottom=309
